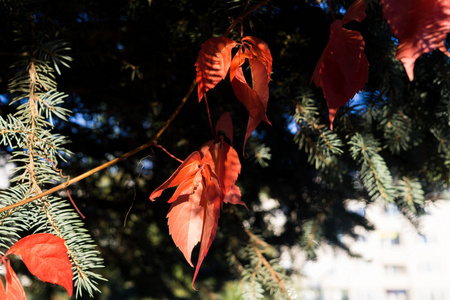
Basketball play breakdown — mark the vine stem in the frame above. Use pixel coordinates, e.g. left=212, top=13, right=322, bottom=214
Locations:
left=0, top=0, right=271, bottom=214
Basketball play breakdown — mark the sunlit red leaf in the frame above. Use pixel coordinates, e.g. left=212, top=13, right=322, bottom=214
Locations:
left=201, top=113, right=243, bottom=204
left=151, top=114, right=246, bottom=289
left=195, top=37, right=238, bottom=101
left=381, top=0, right=450, bottom=81
left=167, top=174, right=204, bottom=267
left=6, top=233, right=73, bottom=297
left=195, top=36, right=272, bottom=147
left=224, top=184, right=246, bottom=207
left=242, top=36, right=273, bottom=82
left=150, top=151, right=223, bottom=289
left=230, top=49, right=271, bottom=146
left=4, top=259, right=26, bottom=300
left=312, top=0, right=368, bottom=129
left=150, top=152, right=202, bottom=203
left=191, top=165, right=221, bottom=289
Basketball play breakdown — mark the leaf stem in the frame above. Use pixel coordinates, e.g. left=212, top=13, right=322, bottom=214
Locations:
left=204, top=94, right=216, bottom=138
left=154, top=144, right=183, bottom=163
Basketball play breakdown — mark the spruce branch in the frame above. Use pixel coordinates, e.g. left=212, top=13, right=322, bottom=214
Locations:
left=349, top=133, right=396, bottom=202
left=294, top=94, right=343, bottom=171
left=397, top=176, right=425, bottom=213
left=244, top=229, right=291, bottom=300
left=1, top=38, right=105, bottom=297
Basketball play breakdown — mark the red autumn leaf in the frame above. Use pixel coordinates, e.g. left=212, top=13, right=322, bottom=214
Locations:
left=166, top=177, right=203, bottom=268
left=0, top=272, right=5, bottom=300
left=4, top=259, right=26, bottom=300
left=150, top=151, right=222, bottom=289
left=195, top=37, right=238, bottom=102
left=200, top=113, right=245, bottom=208
left=150, top=113, right=245, bottom=289
left=6, top=233, right=73, bottom=297
left=230, top=49, right=271, bottom=146
left=190, top=164, right=221, bottom=288
left=150, top=151, right=203, bottom=204
left=381, top=0, right=450, bottom=81
left=312, top=0, right=368, bottom=129
left=195, top=36, right=272, bottom=148
left=223, top=184, right=243, bottom=206
left=242, top=36, right=273, bottom=82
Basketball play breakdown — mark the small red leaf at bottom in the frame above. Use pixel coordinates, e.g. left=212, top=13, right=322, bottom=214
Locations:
left=0, top=276, right=5, bottom=299
left=6, top=234, right=73, bottom=297
left=5, top=259, right=26, bottom=300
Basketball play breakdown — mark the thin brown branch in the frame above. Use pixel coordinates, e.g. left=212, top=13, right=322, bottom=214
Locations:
left=0, top=79, right=197, bottom=214
left=249, top=242, right=290, bottom=299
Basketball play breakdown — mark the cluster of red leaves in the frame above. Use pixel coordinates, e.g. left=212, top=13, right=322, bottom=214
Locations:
left=195, top=36, right=272, bottom=148
left=150, top=113, right=245, bottom=289
left=381, top=0, right=450, bottom=81
left=311, top=0, right=369, bottom=129
left=151, top=0, right=450, bottom=292
left=0, top=233, right=73, bottom=299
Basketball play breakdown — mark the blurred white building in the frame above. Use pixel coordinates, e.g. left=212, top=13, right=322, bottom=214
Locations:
left=299, top=198, right=450, bottom=300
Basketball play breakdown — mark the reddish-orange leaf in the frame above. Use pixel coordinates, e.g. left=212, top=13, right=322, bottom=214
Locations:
left=0, top=271, right=5, bottom=300
left=150, top=151, right=223, bottom=289
left=242, top=36, right=273, bottom=82
left=150, top=151, right=202, bottom=203
left=230, top=49, right=271, bottom=146
left=191, top=164, right=221, bottom=289
left=151, top=113, right=246, bottom=288
left=312, top=0, right=368, bottom=129
left=4, top=259, right=26, bottom=300
left=195, top=37, right=238, bottom=102
left=195, top=36, right=272, bottom=147
left=167, top=174, right=204, bottom=267
left=192, top=170, right=221, bottom=289
left=201, top=115, right=239, bottom=191
left=381, top=0, right=450, bottom=81
left=200, top=113, right=243, bottom=206
left=6, top=233, right=73, bottom=297
left=223, top=184, right=244, bottom=206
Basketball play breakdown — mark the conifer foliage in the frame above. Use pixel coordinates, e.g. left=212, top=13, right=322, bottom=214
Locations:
left=0, top=37, right=104, bottom=297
